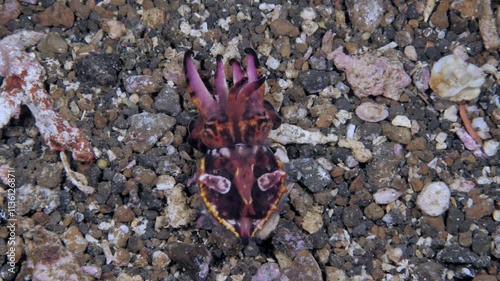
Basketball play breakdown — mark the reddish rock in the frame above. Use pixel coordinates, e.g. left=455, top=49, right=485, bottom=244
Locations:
left=0, top=0, right=21, bottom=25
left=69, top=0, right=92, bottom=20
left=113, top=206, right=136, bottom=223
left=36, top=2, right=75, bottom=28
left=346, top=0, right=384, bottom=32
left=465, top=198, right=494, bottom=219
left=270, top=18, right=300, bottom=37
left=430, top=0, right=451, bottom=29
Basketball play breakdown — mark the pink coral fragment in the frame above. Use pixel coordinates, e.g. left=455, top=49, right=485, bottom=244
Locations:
left=455, top=128, right=485, bottom=157
left=329, top=46, right=411, bottom=100
left=456, top=128, right=480, bottom=151
left=0, top=31, right=94, bottom=162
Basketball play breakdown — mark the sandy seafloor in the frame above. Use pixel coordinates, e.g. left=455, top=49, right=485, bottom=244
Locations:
left=0, top=0, right=500, bottom=280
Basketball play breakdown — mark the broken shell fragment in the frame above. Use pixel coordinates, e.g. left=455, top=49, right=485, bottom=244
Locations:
left=337, top=139, right=373, bottom=163
left=355, top=102, right=389, bottom=122
left=373, top=188, right=403, bottom=204
left=483, top=140, right=500, bottom=157
left=391, top=115, right=412, bottom=128
left=416, top=181, right=450, bottom=217
left=471, top=117, right=491, bottom=140
left=429, top=54, right=486, bottom=101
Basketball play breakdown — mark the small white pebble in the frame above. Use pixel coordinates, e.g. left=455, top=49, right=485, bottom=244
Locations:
left=493, top=210, right=500, bottom=222
left=129, top=93, right=139, bottom=104
left=471, top=117, right=491, bottom=139
left=156, top=175, right=176, bottom=190
left=416, top=182, right=450, bottom=216
left=435, top=132, right=448, bottom=150
left=391, top=115, right=412, bottom=128
left=319, top=85, right=341, bottom=98
left=217, top=17, right=230, bottom=31
left=179, top=21, right=191, bottom=36
left=274, top=146, right=289, bottom=163
left=107, top=149, right=117, bottom=162
left=266, top=56, right=280, bottom=69
left=177, top=4, right=191, bottom=17
left=404, top=46, right=417, bottom=61
left=346, top=123, right=356, bottom=139
left=335, top=110, right=352, bottom=125
left=104, top=20, right=126, bottom=39
left=300, top=7, right=316, bottom=21
left=278, top=79, right=290, bottom=89
left=258, top=3, right=275, bottom=11
left=373, top=188, right=402, bottom=204
left=437, top=30, right=446, bottom=39
left=237, top=11, right=251, bottom=21
left=411, top=120, right=420, bottom=134
left=301, top=21, right=319, bottom=36
left=345, top=155, right=359, bottom=168
left=436, top=142, right=447, bottom=150
left=483, top=140, right=500, bottom=157
left=443, top=105, right=458, bottom=122
left=435, top=132, right=448, bottom=143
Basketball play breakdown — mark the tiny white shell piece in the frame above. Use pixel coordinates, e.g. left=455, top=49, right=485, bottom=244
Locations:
left=471, top=117, right=491, bottom=140
left=391, top=115, right=412, bottom=128
left=416, top=181, right=450, bottom=216
left=355, top=102, right=388, bottom=122
left=449, top=178, right=475, bottom=192
left=373, top=188, right=403, bottom=204
left=483, top=140, right=500, bottom=157
left=493, top=210, right=500, bottom=222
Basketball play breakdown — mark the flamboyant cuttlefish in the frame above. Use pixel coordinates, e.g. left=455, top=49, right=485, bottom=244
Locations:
left=184, top=48, right=287, bottom=244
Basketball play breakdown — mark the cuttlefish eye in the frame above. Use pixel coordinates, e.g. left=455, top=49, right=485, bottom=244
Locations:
left=203, top=122, right=218, bottom=136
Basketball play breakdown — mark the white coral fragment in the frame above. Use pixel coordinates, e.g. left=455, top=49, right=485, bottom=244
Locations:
left=429, top=54, right=486, bottom=101
left=268, top=123, right=338, bottom=145
left=162, top=184, right=195, bottom=228
left=337, top=139, right=373, bottom=163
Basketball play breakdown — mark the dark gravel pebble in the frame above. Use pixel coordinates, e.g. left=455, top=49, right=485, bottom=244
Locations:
left=290, top=158, right=332, bottom=193
left=166, top=242, right=212, bottom=281
left=272, top=221, right=313, bottom=258
left=154, top=86, right=182, bottom=116
left=342, top=205, right=363, bottom=228
left=297, top=70, right=333, bottom=94
left=76, top=53, right=122, bottom=86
